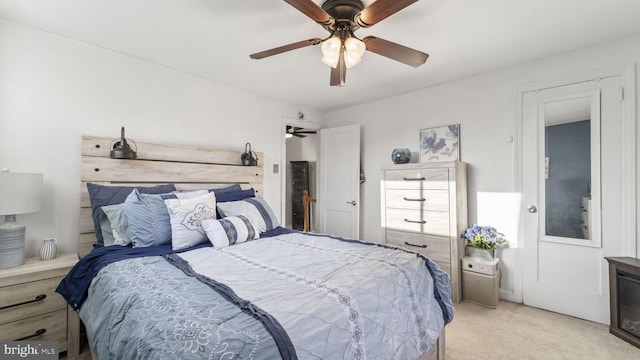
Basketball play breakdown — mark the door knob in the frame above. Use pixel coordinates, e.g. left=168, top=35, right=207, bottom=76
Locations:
left=346, top=200, right=357, bottom=206
left=527, top=205, right=538, bottom=213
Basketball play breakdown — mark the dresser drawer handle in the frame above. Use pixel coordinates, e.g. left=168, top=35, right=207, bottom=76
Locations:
left=403, top=197, right=426, bottom=202
left=0, top=294, right=47, bottom=310
left=404, top=218, right=426, bottom=224
left=404, top=241, right=427, bottom=248
left=402, top=177, right=426, bottom=181
left=15, top=328, right=46, bottom=341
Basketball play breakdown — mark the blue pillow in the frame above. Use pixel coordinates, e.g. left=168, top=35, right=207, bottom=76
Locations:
left=99, top=203, right=131, bottom=246
left=214, top=188, right=255, bottom=219
left=87, top=183, right=176, bottom=244
left=210, top=184, right=242, bottom=194
left=124, top=189, right=210, bottom=248
left=216, top=188, right=255, bottom=203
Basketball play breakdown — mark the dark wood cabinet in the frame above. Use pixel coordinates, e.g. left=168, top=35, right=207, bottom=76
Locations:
left=290, top=161, right=310, bottom=231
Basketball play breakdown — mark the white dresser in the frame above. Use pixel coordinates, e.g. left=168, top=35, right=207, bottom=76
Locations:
left=380, top=162, right=467, bottom=303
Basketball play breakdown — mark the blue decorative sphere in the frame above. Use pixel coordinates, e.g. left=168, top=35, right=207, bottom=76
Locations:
left=391, top=148, right=412, bottom=164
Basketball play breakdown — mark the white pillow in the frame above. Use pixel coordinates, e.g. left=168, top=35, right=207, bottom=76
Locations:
left=216, top=197, right=280, bottom=233
left=165, top=192, right=217, bottom=250
left=202, top=215, right=258, bottom=248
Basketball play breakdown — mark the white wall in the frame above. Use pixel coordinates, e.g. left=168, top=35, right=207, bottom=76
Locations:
left=0, top=19, right=324, bottom=257
left=325, top=33, right=640, bottom=300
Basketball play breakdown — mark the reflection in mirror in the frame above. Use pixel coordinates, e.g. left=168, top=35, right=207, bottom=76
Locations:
left=544, top=96, right=592, bottom=240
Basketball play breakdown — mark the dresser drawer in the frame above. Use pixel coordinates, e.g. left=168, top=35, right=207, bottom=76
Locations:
left=0, top=276, right=67, bottom=325
left=386, top=235, right=451, bottom=277
left=383, top=168, right=449, bottom=190
left=386, top=230, right=451, bottom=262
left=0, top=308, right=67, bottom=343
left=385, top=209, right=450, bottom=236
left=384, top=189, right=449, bottom=211
left=432, top=260, right=451, bottom=278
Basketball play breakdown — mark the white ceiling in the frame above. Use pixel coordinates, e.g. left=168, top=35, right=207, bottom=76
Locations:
left=1, top=0, right=640, bottom=112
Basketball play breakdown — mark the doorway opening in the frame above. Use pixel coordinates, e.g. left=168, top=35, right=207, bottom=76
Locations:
left=281, top=118, right=320, bottom=231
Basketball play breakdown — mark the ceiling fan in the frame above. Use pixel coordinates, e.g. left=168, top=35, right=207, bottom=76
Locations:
left=286, top=125, right=317, bottom=138
left=250, top=0, right=428, bottom=86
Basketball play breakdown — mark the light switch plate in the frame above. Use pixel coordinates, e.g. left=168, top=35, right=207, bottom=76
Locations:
left=273, top=164, right=279, bottom=173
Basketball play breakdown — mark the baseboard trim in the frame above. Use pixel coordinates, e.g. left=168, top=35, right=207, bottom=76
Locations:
left=499, top=288, right=516, bottom=302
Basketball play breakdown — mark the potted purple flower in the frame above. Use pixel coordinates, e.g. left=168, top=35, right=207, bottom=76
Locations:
left=461, top=224, right=508, bottom=258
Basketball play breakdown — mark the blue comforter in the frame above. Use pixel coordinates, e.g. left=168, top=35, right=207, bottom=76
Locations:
left=58, top=228, right=453, bottom=360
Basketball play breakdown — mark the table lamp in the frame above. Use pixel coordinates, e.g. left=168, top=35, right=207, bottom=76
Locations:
left=0, top=169, right=44, bottom=268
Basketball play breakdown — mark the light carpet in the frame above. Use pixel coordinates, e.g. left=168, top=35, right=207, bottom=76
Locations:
left=445, top=300, right=640, bottom=360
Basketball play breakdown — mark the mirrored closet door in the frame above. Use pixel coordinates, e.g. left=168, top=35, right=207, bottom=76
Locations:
left=522, top=75, right=624, bottom=324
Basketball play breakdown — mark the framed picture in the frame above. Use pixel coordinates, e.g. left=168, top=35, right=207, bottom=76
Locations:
left=419, top=124, right=460, bottom=162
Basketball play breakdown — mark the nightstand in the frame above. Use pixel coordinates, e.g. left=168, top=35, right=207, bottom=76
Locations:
left=0, top=253, right=80, bottom=359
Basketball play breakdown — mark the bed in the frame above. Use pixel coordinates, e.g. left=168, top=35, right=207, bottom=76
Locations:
left=58, top=135, right=452, bottom=360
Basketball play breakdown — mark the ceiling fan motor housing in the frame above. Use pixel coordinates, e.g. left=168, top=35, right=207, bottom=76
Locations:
left=321, top=0, right=365, bottom=30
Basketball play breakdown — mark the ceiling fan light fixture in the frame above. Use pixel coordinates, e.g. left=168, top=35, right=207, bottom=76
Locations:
left=322, top=55, right=340, bottom=68
left=321, top=36, right=341, bottom=56
left=321, top=36, right=342, bottom=68
left=252, top=0, right=427, bottom=85
left=343, top=53, right=361, bottom=68
left=344, top=37, right=366, bottom=58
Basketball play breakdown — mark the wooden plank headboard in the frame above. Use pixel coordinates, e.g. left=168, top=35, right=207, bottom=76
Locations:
left=78, top=135, right=264, bottom=258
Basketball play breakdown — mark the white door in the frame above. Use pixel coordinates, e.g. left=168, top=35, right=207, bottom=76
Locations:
left=522, top=76, right=624, bottom=323
left=318, top=124, right=360, bottom=238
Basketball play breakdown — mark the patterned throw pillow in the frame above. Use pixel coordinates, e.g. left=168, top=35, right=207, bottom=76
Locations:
left=165, top=192, right=217, bottom=250
left=202, top=215, right=258, bottom=248
left=216, top=197, right=280, bottom=233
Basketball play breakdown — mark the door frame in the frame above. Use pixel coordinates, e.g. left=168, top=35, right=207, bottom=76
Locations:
left=280, top=117, right=321, bottom=226
left=513, top=64, right=636, bottom=303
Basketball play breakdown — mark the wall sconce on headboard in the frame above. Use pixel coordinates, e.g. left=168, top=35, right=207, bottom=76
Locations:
left=241, top=142, right=258, bottom=166
left=110, top=127, right=137, bottom=159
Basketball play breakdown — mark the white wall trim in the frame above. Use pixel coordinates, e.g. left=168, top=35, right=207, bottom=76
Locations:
left=621, top=64, right=638, bottom=258
left=499, top=288, right=516, bottom=303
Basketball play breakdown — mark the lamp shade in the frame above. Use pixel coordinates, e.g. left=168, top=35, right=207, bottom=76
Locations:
left=0, top=171, right=44, bottom=215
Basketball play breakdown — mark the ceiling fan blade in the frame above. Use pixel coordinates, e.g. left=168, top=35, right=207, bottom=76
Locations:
left=362, top=36, right=428, bottom=67
left=284, top=0, right=335, bottom=26
left=286, top=126, right=316, bottom=138
left=355, top=0, right=418, bottom=28
left=250, top=38, right=322, bottom=59
left=330, top=51, right=346, bottom=86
